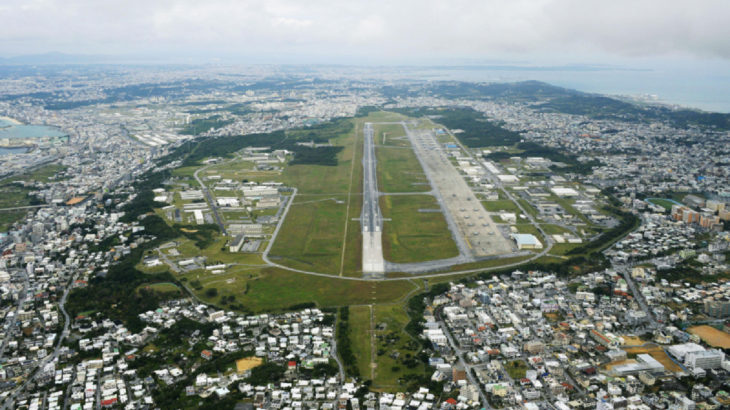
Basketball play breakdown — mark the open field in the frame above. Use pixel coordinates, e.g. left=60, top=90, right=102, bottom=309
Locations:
left=341, top=121, right=364, bottom=277
left=3, top=163, right=66, bottom=184
left=236, top=357, right=263, bottom=374
left=380, top=195, right=459, bottom=264
left=0, top=163, right=66, bottom=230
left=623, top=344, right=683, bottom=373
left=688, top=325, right=730, bottom=349
left=504, top=360, right=527, bottom=379
left=240, top=268, right=418, bottom=312
left=482, top=199, right=521, bottom=213
left=646, top=198, right=681, bottom=211
left=373, top=123, right=409, bottom=147
left=181, top=265, right=419, bottom=312
left=349, top=305, right=374, bottom=379
left=268, top=195, right=348, bottom=274
left=135, top=282, right=182, bottom=295
left=375, top=145, right=430, bottom=193
left=620, top=335, right=645, bottom=346
left=371, top=304, right=425, bottom=390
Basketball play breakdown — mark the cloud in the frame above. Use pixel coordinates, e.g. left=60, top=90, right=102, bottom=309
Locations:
left=1, top=0, right=729, bottom=61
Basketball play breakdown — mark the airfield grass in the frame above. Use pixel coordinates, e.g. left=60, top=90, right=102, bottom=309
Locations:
left=482, top=199, right=521, bottom=213
left=516, top=198, right=540, bottom=220
left=341, top=121, right=364, bottom=277
left=514, top=223, right=542, bottom=237
left=375, top=145, right=430, bottom=193
left=241, top=268, right=416, bottom=311
left=380, top=195, right=459, bottom=264
left=349, top=305, right=374, bottom=379
left=433, top=254, right=535, bottom=275
left=551, top=195, right=594, bottom=226
left=540, top=223, right=574, bottom=235
left=266, top=115, right=365, bottom=273
left=374, top=123, right=409, bottom=147
left=365, top=111, right=408, bottom=123
left=268, top=194, right=348, bottom=274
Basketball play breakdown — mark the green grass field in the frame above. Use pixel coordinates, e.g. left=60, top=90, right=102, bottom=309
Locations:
left=349, top=305, right=374, bottom=379
left=375, top=145, right=430, bottom=193
left=0, top=163, right=67, bottom=231
left=267, top=195, right=348, bottom=274
left=374, top=123, right=409, bottom=147
left=380, top=195, right=459, bottom=263
left=136, top=282, right=182, bottom=295
left=482, top=199, right=521, bottom=213
left=646, top=198, right=678, bottom=211
left=3, top=163, right=66, bottom=184
left=370, top=304, right=425, bottom=390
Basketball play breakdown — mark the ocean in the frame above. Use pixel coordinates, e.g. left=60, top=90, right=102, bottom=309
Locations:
left=405, top=65, right=730, bottom=113
left=0, top=118, right=66, bottom=140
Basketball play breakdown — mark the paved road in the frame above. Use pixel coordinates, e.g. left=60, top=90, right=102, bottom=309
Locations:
left=262, top=188, right=297, bottom=262
left=436, top=307, right=491, bottom=409
left=2, top=273, right=74, bottom=409
left=193, top=163, right=227, bottom=235
left=0, top=204, right=50, bottom=212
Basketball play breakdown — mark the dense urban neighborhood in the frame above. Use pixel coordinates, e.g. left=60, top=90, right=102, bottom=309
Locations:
left=0, top=65, right=728, bottom=409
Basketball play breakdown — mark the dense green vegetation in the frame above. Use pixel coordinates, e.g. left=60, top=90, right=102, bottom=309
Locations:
left=486, top=141, right=601, bottom=174
left=289, top=145, right=343, bottom=166
left=382, top=80, right=577, bottom=103
left=537, top=94, right=730, bottom=130
left=66, top=216, right=181, bottom=332
left=179, top=115, right=234, bottom=135
left=336, top=306, right=359, bottom=377
left=392, top=106, right=521, bottom=147
left=175, top=223, right=219, bottom=248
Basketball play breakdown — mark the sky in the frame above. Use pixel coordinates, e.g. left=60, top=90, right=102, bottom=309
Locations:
left=1, top=0, right=730, bottom=65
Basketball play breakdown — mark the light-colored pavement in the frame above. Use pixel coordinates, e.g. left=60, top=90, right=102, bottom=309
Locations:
left=404, top=122, right=512, bottom=258
left=361, top=123, right=385, bottom=275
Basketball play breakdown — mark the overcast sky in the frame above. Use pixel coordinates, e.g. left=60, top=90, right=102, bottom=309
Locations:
left=1, top=0, right=730, bottom=65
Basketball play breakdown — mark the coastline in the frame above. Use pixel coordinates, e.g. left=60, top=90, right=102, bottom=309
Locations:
left=0, top=116, right=23, bottom=126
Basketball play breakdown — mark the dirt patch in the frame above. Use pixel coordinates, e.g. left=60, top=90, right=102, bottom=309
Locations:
left=236, top=357, right=263, bottom=374
left=688, top=325, right=730, bottom=349
left=623, top=344, right=682, bottom=373
left=180, top=228, right=198, bottom=233
left=620, top=335, right=644, bottom=346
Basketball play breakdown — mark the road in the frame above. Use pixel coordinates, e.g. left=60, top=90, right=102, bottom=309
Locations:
left=0, top=270, right=29, bottom=360
left=193, top=163, right=227, bottom=235
left=262, top=188, right=297, bottom=263
left=0, top=204, right=50, bottom=212
left=435, top=307, right=491, bottom=409
left=2, top=273, right=74, bottom=409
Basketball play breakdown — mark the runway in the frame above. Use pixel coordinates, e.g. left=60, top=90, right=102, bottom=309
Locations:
left=361, top=123, right=385, bottom=275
